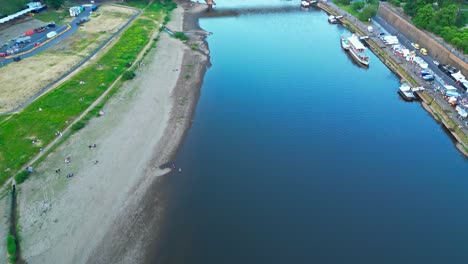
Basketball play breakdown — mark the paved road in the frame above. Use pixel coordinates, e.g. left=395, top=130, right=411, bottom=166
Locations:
left=380, top=2, right=468, bottom=64
left=0, top=7, right=94, bottom=66
left=372, top=15, right=465, bottom=95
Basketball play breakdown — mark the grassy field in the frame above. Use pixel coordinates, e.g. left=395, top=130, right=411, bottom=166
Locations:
left=0, top=0, right=28, bottom=16
left=0, top=1, right=176, bottom=186
left=31, top=8, right=71, bottom=24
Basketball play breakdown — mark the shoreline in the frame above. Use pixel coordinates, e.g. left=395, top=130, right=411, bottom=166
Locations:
left=12, top=2, right=211, bottom=263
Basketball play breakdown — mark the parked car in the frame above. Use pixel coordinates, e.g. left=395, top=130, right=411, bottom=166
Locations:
left=0, top=52, right=7, bottom=57
left=433, top=60, right=440, bottom=66
left=13, top=56, right=21, bottom=62
left=438, top=64, right=450, bottom=74
left=35, top=26, right=46, bottom=33
left=420, top=48, right=427, bottom=55
left=411, top=43, right=420, bottom=49
left=423, top=74, right=435, bottom=81
left=47, top=21, right=56, bottom=27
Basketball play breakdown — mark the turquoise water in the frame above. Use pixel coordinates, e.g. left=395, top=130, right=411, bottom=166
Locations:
left=149, top=8, right=468, bottom=264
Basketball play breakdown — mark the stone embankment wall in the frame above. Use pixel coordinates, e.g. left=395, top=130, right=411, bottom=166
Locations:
left=378, top=3, right=468, bottom=77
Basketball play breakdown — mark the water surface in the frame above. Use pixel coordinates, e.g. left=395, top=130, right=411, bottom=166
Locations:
left=150, top=7, right=468, bottom=264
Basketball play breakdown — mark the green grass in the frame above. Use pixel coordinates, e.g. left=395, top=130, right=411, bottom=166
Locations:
left=0, top=0, right=28, bottom=16
left=0, top=11, right=164, bottom=186
left=32, top=8, right=70, bottom=23
left=7, top=233, right=16, bottom=263
left=334, top=1, right=360, bottom=18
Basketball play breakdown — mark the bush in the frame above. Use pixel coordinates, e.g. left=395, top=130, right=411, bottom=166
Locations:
left=72, top=121, right=86, bottom=131
left=174, top=32, right=188, bottom=41
left=122, top=70, right=136, bottom=80
left=352, top=1, right=365, bottom=11
left=7, top=234, right=16, bottom=256
left=14, top=170, right=29, bottom=184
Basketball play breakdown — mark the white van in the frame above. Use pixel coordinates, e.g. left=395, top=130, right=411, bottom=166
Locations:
left=367, top=26, right=374, bottom=33
left=47, top=31, right=57, bottom=38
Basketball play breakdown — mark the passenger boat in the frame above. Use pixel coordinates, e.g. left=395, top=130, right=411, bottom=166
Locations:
left=341, top=36, right=350, bottom=51
left=347, top=34, right=370, bottom=66
left=398, top=83, right=416, bottom=101
left=328, top=15, right=342, bottom=24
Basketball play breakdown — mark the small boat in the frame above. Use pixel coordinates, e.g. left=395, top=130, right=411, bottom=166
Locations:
left=398, top=83, right=416, bottom=101
left=341, top=36, right=350, bottom=50
left=301, top=1, right=310, bottom=8
left=328, top=15, right=342, bottom=24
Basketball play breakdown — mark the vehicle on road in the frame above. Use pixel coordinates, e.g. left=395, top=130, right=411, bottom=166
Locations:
left=423, top=74, right=435, bottom=81
left=35, top=26, right=46, bottom=33
left=433, top=60, right=440, bottom=66
left=76, top=17, right=90, bottom=26
left=13, top=56, right=21, bottom=62
left=48, top=21, right=56, bottom=27
left=47, top=31, right=57, bottom=38
left=420, top=48, right=427, bottom=55
left=0, top=52, right=7, bottom=57
left=411, top=43, right=420, bottom=49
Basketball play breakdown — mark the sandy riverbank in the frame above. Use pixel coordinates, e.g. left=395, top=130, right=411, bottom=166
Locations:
left=11, top=2, right=210, bottom=263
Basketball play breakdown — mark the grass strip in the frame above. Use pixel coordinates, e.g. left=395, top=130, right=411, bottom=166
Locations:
left=0, top=1, right=176, bottom=186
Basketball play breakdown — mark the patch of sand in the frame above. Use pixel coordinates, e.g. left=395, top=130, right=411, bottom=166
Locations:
left=80, top=5, right=136, bottom=33
left=15, top=7, right=192, bottom=263
left=0, top=4, right=136, bottom=113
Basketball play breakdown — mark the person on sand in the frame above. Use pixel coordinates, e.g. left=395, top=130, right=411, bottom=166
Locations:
left=94, top=160, right=99, bottom=164
left=65, top=157, right=71, bottom=163
left=66, top=173, right=74, bottom=178
left=55, top=169, right=61, bottom=173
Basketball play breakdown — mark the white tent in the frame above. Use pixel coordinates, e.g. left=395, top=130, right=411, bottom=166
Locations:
left=451, top=71, right=466, bottom=82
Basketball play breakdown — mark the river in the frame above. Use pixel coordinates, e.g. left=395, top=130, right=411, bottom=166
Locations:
left=147, top=3, right=468, bottom=263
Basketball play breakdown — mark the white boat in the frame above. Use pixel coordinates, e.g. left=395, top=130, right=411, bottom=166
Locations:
left=328, top=15, right=337, bottom=23
left=341, top=36, right=350, bottom=50
left=301, top=1, right=310, bottom=7
left=398, top=83, right=416, bottom=101
left=347, top=34, right=370, bottom=66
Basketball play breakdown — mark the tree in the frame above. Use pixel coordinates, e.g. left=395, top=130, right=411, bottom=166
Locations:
left=358, top=5, right=377, bottom=21
left=436, top=4, right=458, bottom=27
left=47, top=0, right=64, bottom=9
left=352, top=1, right=365, bottom=11
left=412, top=4, right=435, bottom=28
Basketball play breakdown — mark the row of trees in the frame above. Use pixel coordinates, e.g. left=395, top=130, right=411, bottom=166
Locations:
left=401, top=0, right=468, bottom=54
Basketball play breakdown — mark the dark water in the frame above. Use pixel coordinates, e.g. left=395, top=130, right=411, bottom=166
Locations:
left=150, top=7, right=468, bottom=264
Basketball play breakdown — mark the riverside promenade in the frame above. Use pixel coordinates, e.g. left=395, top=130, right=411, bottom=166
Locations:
left=318, top=1, right=468, bottom=155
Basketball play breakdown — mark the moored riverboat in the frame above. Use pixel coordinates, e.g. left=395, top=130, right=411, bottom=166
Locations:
left=328, top=15, right=342, bottom=24
left=398, top=83, right=416, bottom=101
left=347, top=34, right=370, bottom=66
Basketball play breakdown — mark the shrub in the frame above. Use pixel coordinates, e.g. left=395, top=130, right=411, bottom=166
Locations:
left=14, top=170, right=29, bottom=184
left=72, top=121, right=86, bottom=131
left=123, top=70, right=136, bottom=80
left=7, top=234, right=16, bottom=256
left=352, top=1, right=365, bottom=11
left=174, top=32, right=188, bottom=41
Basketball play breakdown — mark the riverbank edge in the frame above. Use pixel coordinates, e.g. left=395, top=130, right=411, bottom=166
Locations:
left=317, top=2, right=468, bottom=157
